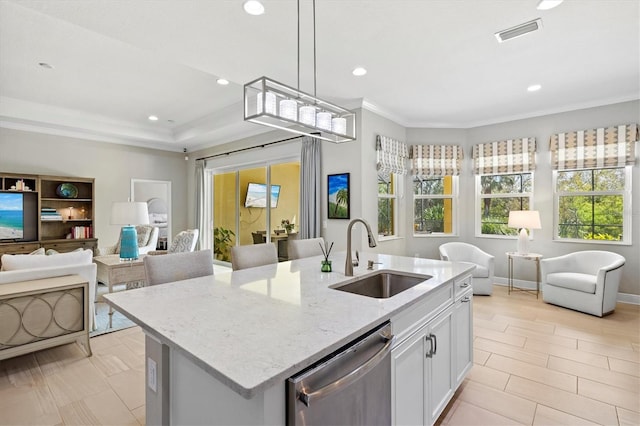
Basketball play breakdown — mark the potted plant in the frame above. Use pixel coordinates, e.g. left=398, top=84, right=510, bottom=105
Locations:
left=281, top=219, right=295, bottom=234
left=213, top=227, right=235, bottom=261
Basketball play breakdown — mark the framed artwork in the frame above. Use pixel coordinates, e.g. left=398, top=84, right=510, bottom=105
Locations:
left=327, top=173, right=350, bottom=219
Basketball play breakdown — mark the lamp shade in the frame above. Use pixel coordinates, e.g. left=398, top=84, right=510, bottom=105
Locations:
left=111, top=202, right=150, bottom=225
left=507, top=210, right=541, bottom=230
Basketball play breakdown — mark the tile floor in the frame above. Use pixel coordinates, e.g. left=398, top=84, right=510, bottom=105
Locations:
left=1, top=285, right=638, bottom=425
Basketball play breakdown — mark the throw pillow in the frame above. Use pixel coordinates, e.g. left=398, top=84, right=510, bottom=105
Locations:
left=1, top=249, right=92, bottom=271
left=29, top=247, right=45, bottom=255
left=136, top=225, right=152, bottom=247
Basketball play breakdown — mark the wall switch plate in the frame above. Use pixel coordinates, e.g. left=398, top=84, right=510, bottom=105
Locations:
left=147, top=357, right=157, bottom=392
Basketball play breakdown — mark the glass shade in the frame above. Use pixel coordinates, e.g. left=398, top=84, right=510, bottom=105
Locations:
left=244, top=77, right=356, bottom=143
left=279, top=99, right=297, bottom=120
left=257, top=91, right=276, bottom=115
left=331, top=117, right=347, bottom=135
left=316, top=112, right=332, bottom=130
left=299, top=106, right=316, bottom=126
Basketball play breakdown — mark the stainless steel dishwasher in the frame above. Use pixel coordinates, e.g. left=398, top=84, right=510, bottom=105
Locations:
left=286, top=321, right=394, bottom=425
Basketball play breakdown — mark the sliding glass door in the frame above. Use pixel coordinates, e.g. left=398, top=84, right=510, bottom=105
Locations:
left=211, top=160, right=299, bottom=264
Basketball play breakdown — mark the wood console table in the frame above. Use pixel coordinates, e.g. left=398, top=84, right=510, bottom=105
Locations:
left=0, top=274, right=92, bottom=360
left=94, top=255, right=146, bottom=328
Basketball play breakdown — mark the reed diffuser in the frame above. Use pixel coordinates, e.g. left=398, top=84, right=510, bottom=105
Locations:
left=319, top=241, right=334, bottom=272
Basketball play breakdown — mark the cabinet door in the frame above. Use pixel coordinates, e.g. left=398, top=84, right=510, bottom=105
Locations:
left=427, top=307, right=454, bottom=425
left=454, top=289, right=473, bottom=386
left=392, top=326, right=427, bottom=426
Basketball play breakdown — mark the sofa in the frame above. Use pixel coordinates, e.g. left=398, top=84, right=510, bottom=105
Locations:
left=0, top=249, right=97, bottom=330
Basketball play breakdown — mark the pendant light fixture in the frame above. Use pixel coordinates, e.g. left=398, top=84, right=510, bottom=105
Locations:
left=243, top=0, right=356, bottom=143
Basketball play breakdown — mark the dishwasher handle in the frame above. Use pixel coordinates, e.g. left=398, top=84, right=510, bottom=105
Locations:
left=298, top=332, right=394, bottom=407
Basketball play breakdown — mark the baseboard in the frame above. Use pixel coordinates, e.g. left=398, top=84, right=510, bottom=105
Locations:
left=494, top=277, right=640, bottom=305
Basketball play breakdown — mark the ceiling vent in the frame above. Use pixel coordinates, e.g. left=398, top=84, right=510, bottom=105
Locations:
left=495, top=18, right=543, bottom=43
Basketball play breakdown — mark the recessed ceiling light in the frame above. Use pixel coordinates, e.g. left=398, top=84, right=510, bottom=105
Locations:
left=38, top=62, right=54, bottom=69
left=527, top=84, right=542, bottom=92
left=537, top=0, right=564, bottom=10
left=243, top=1, right=264, bottom=16
left=352, top=67, right=367, bottom=76
left=148, top=115, right=159, bottom=121
left=217, top=78, right=229, bottom=85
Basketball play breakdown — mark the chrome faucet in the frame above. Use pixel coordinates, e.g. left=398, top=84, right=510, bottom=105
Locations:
left=345, top=218, right=377, bottom=276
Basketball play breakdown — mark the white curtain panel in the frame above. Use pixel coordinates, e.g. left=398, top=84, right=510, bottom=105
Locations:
left=299, top=137, right=322, bottom=239
left=195, top=160, right=205, bottom=250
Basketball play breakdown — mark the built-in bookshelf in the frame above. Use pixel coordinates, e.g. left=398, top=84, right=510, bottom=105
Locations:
left=0, top=173, right=97, bottom=264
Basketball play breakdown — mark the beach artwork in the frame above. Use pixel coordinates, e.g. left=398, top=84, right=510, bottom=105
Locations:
left=0, top=192, right=24, bottom=240
left=328, top=173, right=350, bottom=219
left=244, top=183, right=281, bottom=208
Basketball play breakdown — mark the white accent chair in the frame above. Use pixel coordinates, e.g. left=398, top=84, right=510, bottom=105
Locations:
left=288, top=237, right=326, bottom=260
left=231, top=243, right=278, bottom=271
left=439, top=242, right=494, bottom=295
left=97, top=225, right=159, bottom=256
left=541, top=251, right=625, bottom=317
left=144, top=249, right=214, bottom=286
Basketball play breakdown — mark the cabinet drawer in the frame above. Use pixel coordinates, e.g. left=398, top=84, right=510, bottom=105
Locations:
left=0, top=243, right=40, bottom=255
left=391, top=282, right=453, bottom=345
left=43, top=240, right=97, bottom=253
left=454, top=274, right=472, bottom=299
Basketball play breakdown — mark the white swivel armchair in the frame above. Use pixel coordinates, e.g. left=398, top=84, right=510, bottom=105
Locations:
left=541, top=251, right=625, bottom=317
left=439, top=242, right=495, bottom=295
left=148, top=229, right=199, bottom=255
left=288, top=237, right=326, bottom=260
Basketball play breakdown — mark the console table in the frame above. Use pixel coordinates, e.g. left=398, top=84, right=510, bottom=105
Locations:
left=0, top=274, right=92, bottom=360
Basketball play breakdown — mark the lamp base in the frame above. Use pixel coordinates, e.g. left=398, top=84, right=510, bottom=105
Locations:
left=119, top=225, right=139, bottom=260
left=516, top=228, right=530, bottom=255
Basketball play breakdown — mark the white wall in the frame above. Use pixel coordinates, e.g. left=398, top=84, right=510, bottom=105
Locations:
left=0, top=128, right=189, bottom=246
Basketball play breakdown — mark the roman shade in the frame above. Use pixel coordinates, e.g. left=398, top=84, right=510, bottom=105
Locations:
left=410, top=144, right=463, bottom=176
left=549, top=124, right=638, bottom=170
left=376, top=135, right=408, bottom=175
left=473, top=137, right=536, bottom=175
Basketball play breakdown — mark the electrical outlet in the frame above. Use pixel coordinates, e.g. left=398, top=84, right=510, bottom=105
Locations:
left=147, top=357, right=157, bottom=392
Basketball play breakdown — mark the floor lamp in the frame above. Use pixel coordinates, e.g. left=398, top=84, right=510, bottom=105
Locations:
left=111, top=201, right=149, bottom=260
left=507, top=210, right=541, bottom=255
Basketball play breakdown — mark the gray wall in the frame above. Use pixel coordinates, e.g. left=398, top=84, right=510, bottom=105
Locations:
left=0, top=128, right=189, bottom=246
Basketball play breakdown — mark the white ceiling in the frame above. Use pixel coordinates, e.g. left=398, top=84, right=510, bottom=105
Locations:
left=1, top=0, right=638, bottom=152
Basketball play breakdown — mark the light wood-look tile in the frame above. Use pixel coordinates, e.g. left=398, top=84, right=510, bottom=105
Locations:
left=506, top=325, right=578, bottom=349
left=486, top=353, right=576, bottom=392
left=131, top=405, right=146, bottom=426
left=506, top=375, right=618, bottom=425
left=474, top=317, right=509, bottom=332
left=105, top=367, right=145, bottom=411
left=46, top=358, right=110, bottom=407
left=578, top=377, right=640, bottom=412
left=446, top=400, right=525, bottom=425
left=58, top=388, right=139, bottom=426
left=532, top=404, right=599, bottom=425
left=474, top=337, right=549, bottom=367
left=473, top=327, right=527, bottom=347
left=473, top=348, right=491, bottom=365
left=466, top=363, right=510, bottom=390
left=578, top=340, right=640, bottom=363
left=617, top=407, right=640, bottom=426
left=548, top=355, right=640, bottom=393
left=524, top=337, right=610, bottom=369
left=458, top=380, right=537, bottom=424
left=609, top=357, right=640, bottom=377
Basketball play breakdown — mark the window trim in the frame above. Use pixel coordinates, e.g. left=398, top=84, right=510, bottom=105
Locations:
left=412, top=175, right=459, bottom=237
left=552, top=166, right=632, bottom=245
left=378, top=172, right=400, bottom=240
left=475, top=172, right=535, bottom=239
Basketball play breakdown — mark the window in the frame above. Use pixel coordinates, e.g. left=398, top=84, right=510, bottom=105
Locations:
left=413, top=176, right=457, bottom=235
left=378, top=172, right=397, bottom=237
left=477, top=172, right=533, bottom=236
left=554, top=167, right=631, bottom=243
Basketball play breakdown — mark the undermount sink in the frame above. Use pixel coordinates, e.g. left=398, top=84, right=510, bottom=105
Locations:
left=331, top=271, right=431, bottom=299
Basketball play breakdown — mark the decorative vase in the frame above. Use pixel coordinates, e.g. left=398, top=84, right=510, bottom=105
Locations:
left=321, top=260, right=332, bottom=272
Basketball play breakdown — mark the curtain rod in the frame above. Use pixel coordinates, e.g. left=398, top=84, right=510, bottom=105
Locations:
left=196, top=132, right=319, bottom=162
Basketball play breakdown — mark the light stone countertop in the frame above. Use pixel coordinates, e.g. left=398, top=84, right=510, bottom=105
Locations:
left=104, top=252, right=474, bottom=399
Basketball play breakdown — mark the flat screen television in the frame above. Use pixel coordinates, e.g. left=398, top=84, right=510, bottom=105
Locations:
left=244, top=182, right=281, bottom=208
left=0, top=191, right=38, bottom=242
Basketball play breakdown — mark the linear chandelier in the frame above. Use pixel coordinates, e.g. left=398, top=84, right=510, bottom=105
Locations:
left=243, top=0, right=356, bottom=143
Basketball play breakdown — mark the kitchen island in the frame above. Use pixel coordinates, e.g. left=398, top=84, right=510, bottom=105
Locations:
left=104, top=252, right=475, bottom=425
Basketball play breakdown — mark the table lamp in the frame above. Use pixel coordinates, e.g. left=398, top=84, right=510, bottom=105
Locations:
left=508, top=210, right=541, bottom=255
left=111, top=201, right=149, bottom=260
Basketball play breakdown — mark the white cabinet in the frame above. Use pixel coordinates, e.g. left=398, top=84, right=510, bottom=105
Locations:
left=392, top=305, right=454, bottom=426
left=391, top=274, right=473, bottom=426
left=454, top=285, right=473, bottom=386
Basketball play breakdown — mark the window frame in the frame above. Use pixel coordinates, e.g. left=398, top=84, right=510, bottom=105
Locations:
left=475, top=172, right=535, bottom=239
left=412, top=175, right=458, bottom=237
left=552, top=166, right=632, bottom=245
left=377, top=172, right=400, bottom=240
